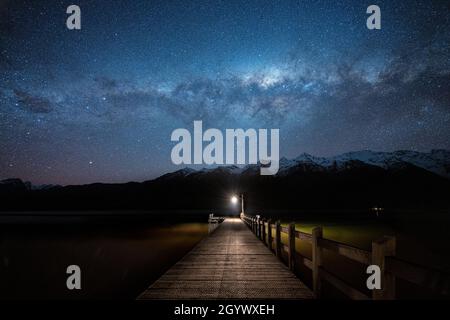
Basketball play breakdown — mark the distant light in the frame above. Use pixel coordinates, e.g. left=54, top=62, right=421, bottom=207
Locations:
left=231, top=196, right=238, bottom=204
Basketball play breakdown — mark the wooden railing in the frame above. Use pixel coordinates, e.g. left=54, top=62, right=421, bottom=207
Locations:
left=241, top=214, right=450, bottom=300
left=208, top=214, right=224, bottom=234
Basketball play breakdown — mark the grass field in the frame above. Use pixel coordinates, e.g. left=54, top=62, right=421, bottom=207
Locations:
left=272, top=213, right=450, bottom=299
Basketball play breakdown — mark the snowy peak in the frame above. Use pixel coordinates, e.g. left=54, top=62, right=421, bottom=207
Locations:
left=163, top=149, right=450, bottom=179
left=291, top=150, right=450, bottom=178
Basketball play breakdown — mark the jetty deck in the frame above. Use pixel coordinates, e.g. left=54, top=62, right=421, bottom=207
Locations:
left=138, top=217, right=313, bottom=300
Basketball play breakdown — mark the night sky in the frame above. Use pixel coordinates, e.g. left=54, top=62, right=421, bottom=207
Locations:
left=1, top=0, right=449, bottom=185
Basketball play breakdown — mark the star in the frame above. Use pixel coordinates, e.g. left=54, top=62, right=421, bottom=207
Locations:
left=0, top=0, right=448, bottom=185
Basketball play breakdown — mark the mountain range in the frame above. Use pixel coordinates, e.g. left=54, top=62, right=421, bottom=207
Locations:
left=1, top=150, right=450, bottom=212
left=157, top=149, right=450, bottom=179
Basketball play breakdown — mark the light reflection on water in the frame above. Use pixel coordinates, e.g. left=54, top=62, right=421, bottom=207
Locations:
left=0, top=216, right=208, bottom=299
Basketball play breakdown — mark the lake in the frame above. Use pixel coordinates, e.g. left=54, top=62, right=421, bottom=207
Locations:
left=0, top=212, right=209, bottom=299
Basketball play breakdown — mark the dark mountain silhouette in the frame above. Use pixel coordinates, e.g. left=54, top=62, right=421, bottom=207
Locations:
left=1, top=150, right=450, bottom=212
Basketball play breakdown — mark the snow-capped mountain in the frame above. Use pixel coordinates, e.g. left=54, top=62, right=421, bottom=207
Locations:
left=296, top=149, right=450, bottom=178
left=2, top=150, right=450, bottom=211
left=167, top=149, right=450, bottom=178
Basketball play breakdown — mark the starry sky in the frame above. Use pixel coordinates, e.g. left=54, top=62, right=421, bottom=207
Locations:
left=1, top=0, right=449, bottom=185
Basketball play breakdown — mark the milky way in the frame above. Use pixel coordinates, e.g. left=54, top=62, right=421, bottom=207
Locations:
left=0, top=0, right=449, bottom=184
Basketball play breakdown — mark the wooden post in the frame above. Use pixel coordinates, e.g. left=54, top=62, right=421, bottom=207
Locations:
left=259, top=219, right=263, bottom=240
left=275, top=221, right=281, bottom=258
left=288, top=223, right=296, bottom=271
left=372, top=236, right=396, bottom=300
left=312, top=227, right=323, bottom=299
left=251, top=217, right=254, bottom=232
left=267, top=219, right=272, bottom=250
left=262, top=219, right=266, bottom=244
left=257, top=218, right=261, bottom=238
left=258, top=218, right=262, bottom=239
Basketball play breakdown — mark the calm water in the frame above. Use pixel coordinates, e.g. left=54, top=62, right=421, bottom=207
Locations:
left=0, top=213, right=208, bottom=299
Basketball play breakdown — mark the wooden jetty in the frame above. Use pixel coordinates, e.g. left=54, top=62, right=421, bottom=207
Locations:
left=138, top=217, right=314, bottom=300
left=139, top=214, right=450, bottom=300
left=242, top=214, right=450, bottom=300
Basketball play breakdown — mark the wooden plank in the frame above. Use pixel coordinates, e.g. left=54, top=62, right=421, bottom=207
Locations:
left=140, top=287, right=313, bottom=300
left=288, top=223, right=296, bottom=271
left=151, top=280, right=311, bottom=289
left=318, top=238, right=371, bottom=265
left=275, top=221, right=281, bottom=258
left=295, top=230, right=312, bottom=242
left=372, top=236, right=396, bottom=300
left=312, top=227, right=323, bottom=299
left=158, top=274, right=299, bottom=281
left=138, top=218, right=313, bottom=300
left=386, top=257, right=450, bottom=295
left=297, top=254, right=312, bottom=270
left=234, top=215, right=450, bottom=300
left=258, top=218, right=263, bottom=239
left=319, top=268, right=370, bottom=300
left=261, top=219, right=266, bottom=243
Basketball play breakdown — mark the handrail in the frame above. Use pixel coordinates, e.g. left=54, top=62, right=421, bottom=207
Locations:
left=319, top=268, right=370, bottom=300
left=241, top=213, right=450, bottom=300
left=385, top=256, right=450, bottom=295
left=318, top=237, right=371, bottom=265
left=295, top=230, right=312, bottom=242
left=208, top=215, right=225, bottom=234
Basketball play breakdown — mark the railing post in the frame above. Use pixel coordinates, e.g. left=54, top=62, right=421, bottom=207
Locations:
left=262, top=219, right=266, bottom=244
left=288, top=222, right=296, bottom=271
left=267, top=219, right=272, bottom=250
left=312, top=226, right=323, bottom=299
left=259, top=219, right=263, bottom=240
left=275, top=221, right=281, bottom=258
left=251, top=217, right=254, bottom=232
left=257, top=217, right=260, bottom=238
left=258, top=218, right=261, bottom=240
left=372, top=236, right=396, bottom=300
